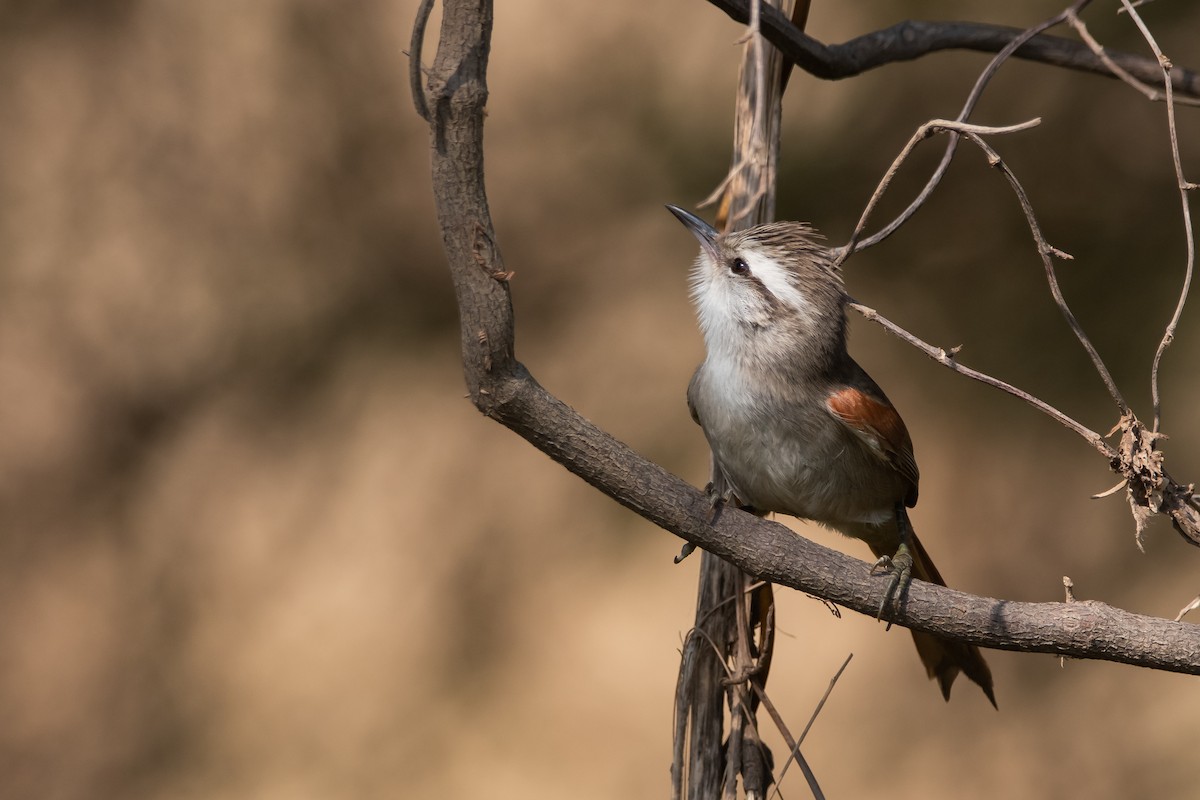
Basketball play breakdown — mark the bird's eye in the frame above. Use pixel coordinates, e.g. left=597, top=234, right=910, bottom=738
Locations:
left=729, top=257, right=750, bottom=276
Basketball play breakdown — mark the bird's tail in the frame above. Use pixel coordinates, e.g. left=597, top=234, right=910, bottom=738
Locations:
left=869, top=532, right=996, bottom=707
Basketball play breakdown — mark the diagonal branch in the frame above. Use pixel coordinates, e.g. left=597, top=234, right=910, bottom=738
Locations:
left=702, top=0, right=1200, bottom=98
left=848, top=300, right=1111, bottom=457
left=416, top=0, right=1200, bottom=678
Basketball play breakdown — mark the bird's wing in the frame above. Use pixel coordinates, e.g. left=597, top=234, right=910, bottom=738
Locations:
left=825, top=385, right=920, bottom=507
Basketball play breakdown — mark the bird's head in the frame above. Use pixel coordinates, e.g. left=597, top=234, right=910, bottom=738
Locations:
left=667, top=204, right=845, bottom=367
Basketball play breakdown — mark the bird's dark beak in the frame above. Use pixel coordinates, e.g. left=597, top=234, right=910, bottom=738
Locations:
left=666, top=204, right=720, bottom=259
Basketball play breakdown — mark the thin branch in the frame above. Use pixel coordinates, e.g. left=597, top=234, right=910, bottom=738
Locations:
left=850, top=3, right=1090, bottom=254
left=1116, top=0, right=1199, bottom=433
left=797, top=653, right=852, bottom=748
left=688, top=614, right=824, bottom=800
left=848, top=301, right=1111, bottom=456
left=702, top=0, right=1200, bottom=98
left=1177, top=594, right=1200, bottom=622
left=840, top=117, right=1130, bottom=417
left=833, top=118, right=1043, bottom=267
left=766, top=652, right=852, bottom=800
left=754, top=672, right=829, bottom=800
left=1064, top=9, right=1200, bottom=107
left=704, top=1, right=1200, bottom=257
left=954, top=125, right=1131, bottom=415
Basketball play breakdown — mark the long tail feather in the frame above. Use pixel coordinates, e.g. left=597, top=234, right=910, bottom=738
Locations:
left=870, top=532, right=996, bottom=707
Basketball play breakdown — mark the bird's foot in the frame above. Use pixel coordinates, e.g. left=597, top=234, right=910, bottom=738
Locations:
left=704, top=481, right=736, bottom=524
left=871, top=503, right=915, bottom=624
left=870, top=543, right=914, bottom=622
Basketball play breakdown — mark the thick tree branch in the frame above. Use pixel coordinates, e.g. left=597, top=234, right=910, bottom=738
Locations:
left=482, top=369, right=1200, bottom=674
left=416, top=0, right=1200, bottom=677
left=704, top=0, right=1200, bottom=99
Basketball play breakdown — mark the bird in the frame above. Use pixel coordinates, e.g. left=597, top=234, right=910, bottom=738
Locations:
left=667, top=203, right=995, bottom=706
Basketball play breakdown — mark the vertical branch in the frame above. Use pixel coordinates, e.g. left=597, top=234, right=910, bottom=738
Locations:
left=1116, top=0, right=1198, bottom=433
left=674, top=552, right=743, bottom=800
left=674, top=3, right=814, bottom=800
left=719, top=1, right=793, bottom=227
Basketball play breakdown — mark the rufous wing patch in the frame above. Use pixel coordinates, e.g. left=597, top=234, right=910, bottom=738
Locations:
left=825, top=387, right=920, bottom=505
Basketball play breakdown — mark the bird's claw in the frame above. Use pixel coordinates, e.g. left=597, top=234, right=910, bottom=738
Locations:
left=704, top=481, right=733, bottom=524
left=872, top=543, right=914, bottom=624
left=675, top=482, right=732, bottom=564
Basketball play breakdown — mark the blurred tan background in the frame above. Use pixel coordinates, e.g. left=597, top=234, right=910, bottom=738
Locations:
left=2, top=1, right=1199, bottom=798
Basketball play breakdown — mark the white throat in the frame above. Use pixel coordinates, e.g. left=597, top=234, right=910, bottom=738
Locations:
left=689, top=249, right=815, bottom=363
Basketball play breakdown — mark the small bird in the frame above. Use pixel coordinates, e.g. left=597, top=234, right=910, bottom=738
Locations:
left=667, top=204, right=995, bottom=705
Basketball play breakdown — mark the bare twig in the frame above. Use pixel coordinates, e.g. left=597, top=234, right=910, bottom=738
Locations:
left=833, top=118, right=1043, bottom=267
left=1117, top=0, right=1199, bottom=434
left=956, top=124, right=1131, bottom=415
left=1176, top=593, right=1200, bottom=622
left=838, top=114, right=1200, bottom=546
left=849, top=301, right=1111, bottom=456
left=1092, top=479, right=1128, bottom=500
left=849, top=2, right=1092, bottom=255
left=798, top=654, right=851, bottom=748
left=761, top=654, right=850, bottom=800
left=841, top=116, right=1130, bottom=419
left=1118, top=0, right=1159, bottom=15
left=687, top=608, right=825, bottom=800
left=1060, top=578, right=1077, bottom=666
left=1064, top=9, right=1200, bottom=107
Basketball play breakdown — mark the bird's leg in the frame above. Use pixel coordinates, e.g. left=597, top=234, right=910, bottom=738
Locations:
left=870, top=503, right=915, bottom=623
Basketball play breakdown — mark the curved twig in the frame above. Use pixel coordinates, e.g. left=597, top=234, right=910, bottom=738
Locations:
left=840, top=118, right=1130, bottom=416
left=833, top=118, right=1043, bottom=268
left=956, top=127, right=1130, bottom=415
left=849, top=2, right=1091, bottom=255
left=1116, top=0, right=1199, bottom=433
left=1065, top=9, right=1200, bottom=107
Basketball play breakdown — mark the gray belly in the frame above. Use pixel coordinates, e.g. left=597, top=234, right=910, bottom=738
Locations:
left=704, top=400, right=902, bottom=529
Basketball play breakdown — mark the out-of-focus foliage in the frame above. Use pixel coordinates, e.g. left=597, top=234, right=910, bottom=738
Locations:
left=1, top=1, right=1197, bottom=798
